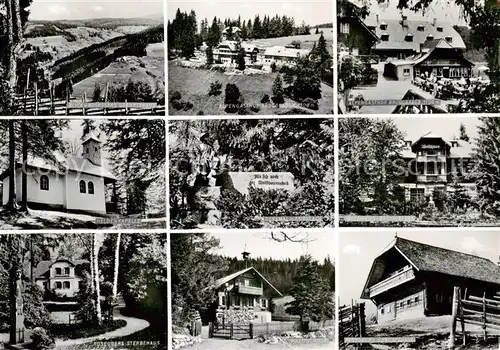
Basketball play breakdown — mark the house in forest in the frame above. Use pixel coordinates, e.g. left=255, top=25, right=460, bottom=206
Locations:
left=204, top=252, right=283, bottom=324
left=337, top=2, right=379, bottom=56
left=361, top=236, right=500, bottom=323
left=262, top=46, right=310, bottom=66
left=397, top=131, right=476, bottom=201
left=0, top=132, right=117, bottom=214
left=213, top=41, right=259, bottom=66
left=35, top=257, right=89, bottom=298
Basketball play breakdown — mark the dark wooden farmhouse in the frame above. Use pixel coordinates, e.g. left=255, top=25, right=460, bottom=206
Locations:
left=361, top=237, right=500, bottom=323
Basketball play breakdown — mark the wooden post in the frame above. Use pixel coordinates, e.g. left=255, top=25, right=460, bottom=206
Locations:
left=208, top=322, right=213, bottom=338
left=230, top=323, right=233, bottom=339
left=125, top=99, right=129, bottom=115
left=34, top=82, right=39, bottom=116
left=50, top=82, right=55, bottom=115
left=26, top=67, right=30, bottom=92
left=483, top=292, right=487, bottom=341
left=359, top=302, right=366, bottom=337
left=23, top=88, right=27, bottom=114
left=266, top=322, right=269, bottom=334
left=249, top=323, right=253, bottom=339
left=449, top=286, right=459, bottom=348
left=459, top=288, right=465, bottom=346
left=65, top=86, right=70, bottom=115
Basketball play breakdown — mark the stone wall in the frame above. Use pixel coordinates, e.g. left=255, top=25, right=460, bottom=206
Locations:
left=216, top=307, right=255, bottom=324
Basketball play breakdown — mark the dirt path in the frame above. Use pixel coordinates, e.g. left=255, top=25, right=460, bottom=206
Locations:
left=55, top=308, right=149, bottom=348
left=186, top=338, right=334, bottom=350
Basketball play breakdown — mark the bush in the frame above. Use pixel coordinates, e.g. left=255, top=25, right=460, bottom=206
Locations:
left=261, top=94, right=270, bottom=104
left=74, top=275, right=98, bottom=325
left=301, top=97, right=319, bottom=110
left=208, top=81, right=222, bottom=96
left=197, top=111, right=204, bottom=115
left=184, top=101, right=194, bottom=111
left=31, top=327, right=55, bottom=350
left=250, top=105, right=260, bottom=112
left=170, top=91, right=182, bottom=102
left=270, top=61, right=277, bottom=72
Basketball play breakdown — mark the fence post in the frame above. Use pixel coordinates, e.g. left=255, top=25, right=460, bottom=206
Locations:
left=459, top=288, right=465, bottom=346
left=50, top=82, right=55, bottom=114
left=82, top=93, right=87, bottom=115
left=230, top=324, right=233, bottom=340
left=208, top=322, right=213, bottom=338
left=266, top=322, right=269, bottom=335
left=483, top=292, right=487, bottom=341
left=65, top=87, right=70, bottom=115
left=249, top=323, right=253, bottom=339
left=23, top=88, right=27, bottom=114
left=34, top=82, right=39, bottom=116
left=359, top=302, right=366, bottom=337
left=449, top=286, right=459, bottom=349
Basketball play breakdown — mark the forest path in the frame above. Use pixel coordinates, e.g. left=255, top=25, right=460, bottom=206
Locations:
left=54, top=307, right=150, bottom=347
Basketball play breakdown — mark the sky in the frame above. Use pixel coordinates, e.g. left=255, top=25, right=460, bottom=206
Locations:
left=350, top=0, right=469, bottom=26
left=29, top=0, right=163, bottom=21
left=209, top=231, right=335, bottom=262
left=338, top=230, right=500, bottom=316
left=167, top=0, right=333, bottom=27
left=392, top=116, right=481, bottom=143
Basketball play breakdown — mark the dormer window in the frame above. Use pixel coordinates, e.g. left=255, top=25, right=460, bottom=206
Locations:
left=427, top=34, right=434, bottom=40
left=446, top=36, right=453, bottom=43
left=405, top=33, right=413, bottom=42
left=417, top=25, right=425, bottom=31
left=381, top=32, right=389, bottom=41
left=380, top=22, right=387, bottom=30
left=368, top=26, right=376, bottom=31
left=437, top=26, right=443, bottom=32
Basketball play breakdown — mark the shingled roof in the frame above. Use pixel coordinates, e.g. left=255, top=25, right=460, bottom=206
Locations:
left=401, top=132, right=474, bottom=158
left=363, top=17, right=466, bottom=52
left=361, top=237, right=500, bottom=299
left=34, top=258, right=89, bottom=279
left=212, top=267, right=283, bottom=296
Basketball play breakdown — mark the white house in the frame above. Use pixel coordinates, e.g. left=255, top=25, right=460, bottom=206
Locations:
left=35, top=257, right=88, bottom=298
left=213, top=41, right=259, bottom=66
left=263, top=46, right=311, bottom=66
left=0, top=133, right=117, bottom=215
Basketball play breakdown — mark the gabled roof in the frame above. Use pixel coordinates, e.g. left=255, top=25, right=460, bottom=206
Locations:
left=364, top=17, right=466, bottom=52
left=401, top=132, right=474, bottom=158
left=212, top=267, right=283, bottom=296
left=361, top=237, right=500, bottom=299
left=35, top=258, right=89, bottom=279
left=263, top=46, right=310, bottom=58
left=82, top=132, right=101, bottom=144
left=222, top=26, right=241, bottom=34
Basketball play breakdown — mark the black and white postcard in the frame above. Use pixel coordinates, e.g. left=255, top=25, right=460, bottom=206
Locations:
left=0, top=119, right=166, bottom=229
left=168, top=0, right=333, bottom=116
left=171, top=231, right=335, bottom=349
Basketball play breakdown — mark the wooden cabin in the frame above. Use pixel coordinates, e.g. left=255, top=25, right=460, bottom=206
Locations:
left=361, top=237, right=500, bottom=323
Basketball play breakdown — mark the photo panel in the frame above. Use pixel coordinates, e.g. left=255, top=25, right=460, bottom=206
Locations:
left=0, top=231, right=167, bottom=349
left=338, top=230, right=500, bottom=349
left=338, top=116, right=500, bottom=227
left=170, top=230, right=335, bottom=349
left=169, top=118, right=334, bottom=230
left=167, top=0, right=333, bottom=116
left=337, top=0, right=495, bottom=114
left=0, top=118, right=166, bottom=230
left=1, top=0, right=165, bottom=116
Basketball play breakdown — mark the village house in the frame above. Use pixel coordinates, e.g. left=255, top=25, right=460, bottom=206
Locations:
left=204, top=253, right=283, bottom=325
left=361, top=237, right=500, bottom=323
left=383, top=38, right=473, bottom=80
left=337, top=2, right=380, bottom=56
left=364, top=15, right=466, bottom=60
left=0, top=133, right=117, bottom=215
left=213, top=41, right=259, bottom=66
left=397, top=131, right=476, bottom=201
left=35, top=257, right=88, bottom=298
left=263, top=46, right=311, bottom=66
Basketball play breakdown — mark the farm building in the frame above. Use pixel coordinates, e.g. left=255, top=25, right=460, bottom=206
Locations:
left=34, top=257, right=88, bottom=298
left=202, top=253, right=283, bottom=325
left=337, top=1, right=380, bottom=56
left=364, top=14, right=466, bottom=59
left=213, top=41, right=259, bottom=66
left=398, top=131, right=476, bottom=200
left=361, top=237, right=500, bottom=323
left=263, top=46, right=310, bottom=66
left=0, top=132, right=117, bottom=215
left=384, top=38, right=473, bottom=80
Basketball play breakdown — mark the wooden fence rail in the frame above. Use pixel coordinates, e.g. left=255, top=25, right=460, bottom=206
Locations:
left=339, top=301, right=366, bottom=350
left=450, top=286, right=500, bottom=348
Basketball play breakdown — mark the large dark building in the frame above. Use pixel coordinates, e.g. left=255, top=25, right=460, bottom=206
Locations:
left=361, top=237, right=500, bottom=323
left=337, top=2, right=379, bottom=56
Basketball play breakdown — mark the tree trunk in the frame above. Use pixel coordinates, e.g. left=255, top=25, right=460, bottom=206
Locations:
left=5, top=0, right=15, bottom=101
left=9, top=236, right=23, bottom=345
left=112, top=233, right=121, bottom=298
left=8, top=120, right=18, bottom=212
left=20, top=121, right=28, bottom=211
left=93, top=233, right=102, bottom=324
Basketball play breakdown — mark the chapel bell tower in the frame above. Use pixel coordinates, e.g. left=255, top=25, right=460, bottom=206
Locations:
left=82, top=132, right=102, bottom=166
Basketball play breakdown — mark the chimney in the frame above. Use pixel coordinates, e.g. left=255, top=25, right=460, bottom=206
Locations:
left=401, top=15, right=408, bottom=27
left=405, top=140, right=412, bottom=148
left=433, top=18, right=437, bottom=26
left=451, top=140, right=458, bottom=148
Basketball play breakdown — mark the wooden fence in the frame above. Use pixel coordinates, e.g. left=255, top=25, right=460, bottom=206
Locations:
left=339, top=302, right=366, bottom=350
left=14, top=83, right=165, bottom=116
left=450, top=286, right=500, bottom=347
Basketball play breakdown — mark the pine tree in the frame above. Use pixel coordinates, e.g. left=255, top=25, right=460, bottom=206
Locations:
left=206, top=46, right=214, bottom=64
left=207, top=17, right=221, bottom=47
left=236, top=48, right=246, bottom=70
left=253, top=15, right=262, bottom=39
left=272, top=74, right=285, bottom=107
left=459, top=123, right=470, bottom=142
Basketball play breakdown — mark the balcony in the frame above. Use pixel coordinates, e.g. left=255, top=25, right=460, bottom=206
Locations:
left=236, top=285, right=263, bottom=295
left=416, top=174, right=447, bottom=183
left=367, top=265, right=415, bottom=298
left=416, top=155, right=446, bottom=162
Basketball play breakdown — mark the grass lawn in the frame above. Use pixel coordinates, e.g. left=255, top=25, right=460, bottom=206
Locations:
left=51, top=319, right=127, bottom=340
left=168, top=64, right=333, bottom=116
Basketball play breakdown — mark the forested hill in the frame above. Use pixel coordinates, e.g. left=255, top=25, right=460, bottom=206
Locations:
left=218, top=255, right=335, bottom=295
